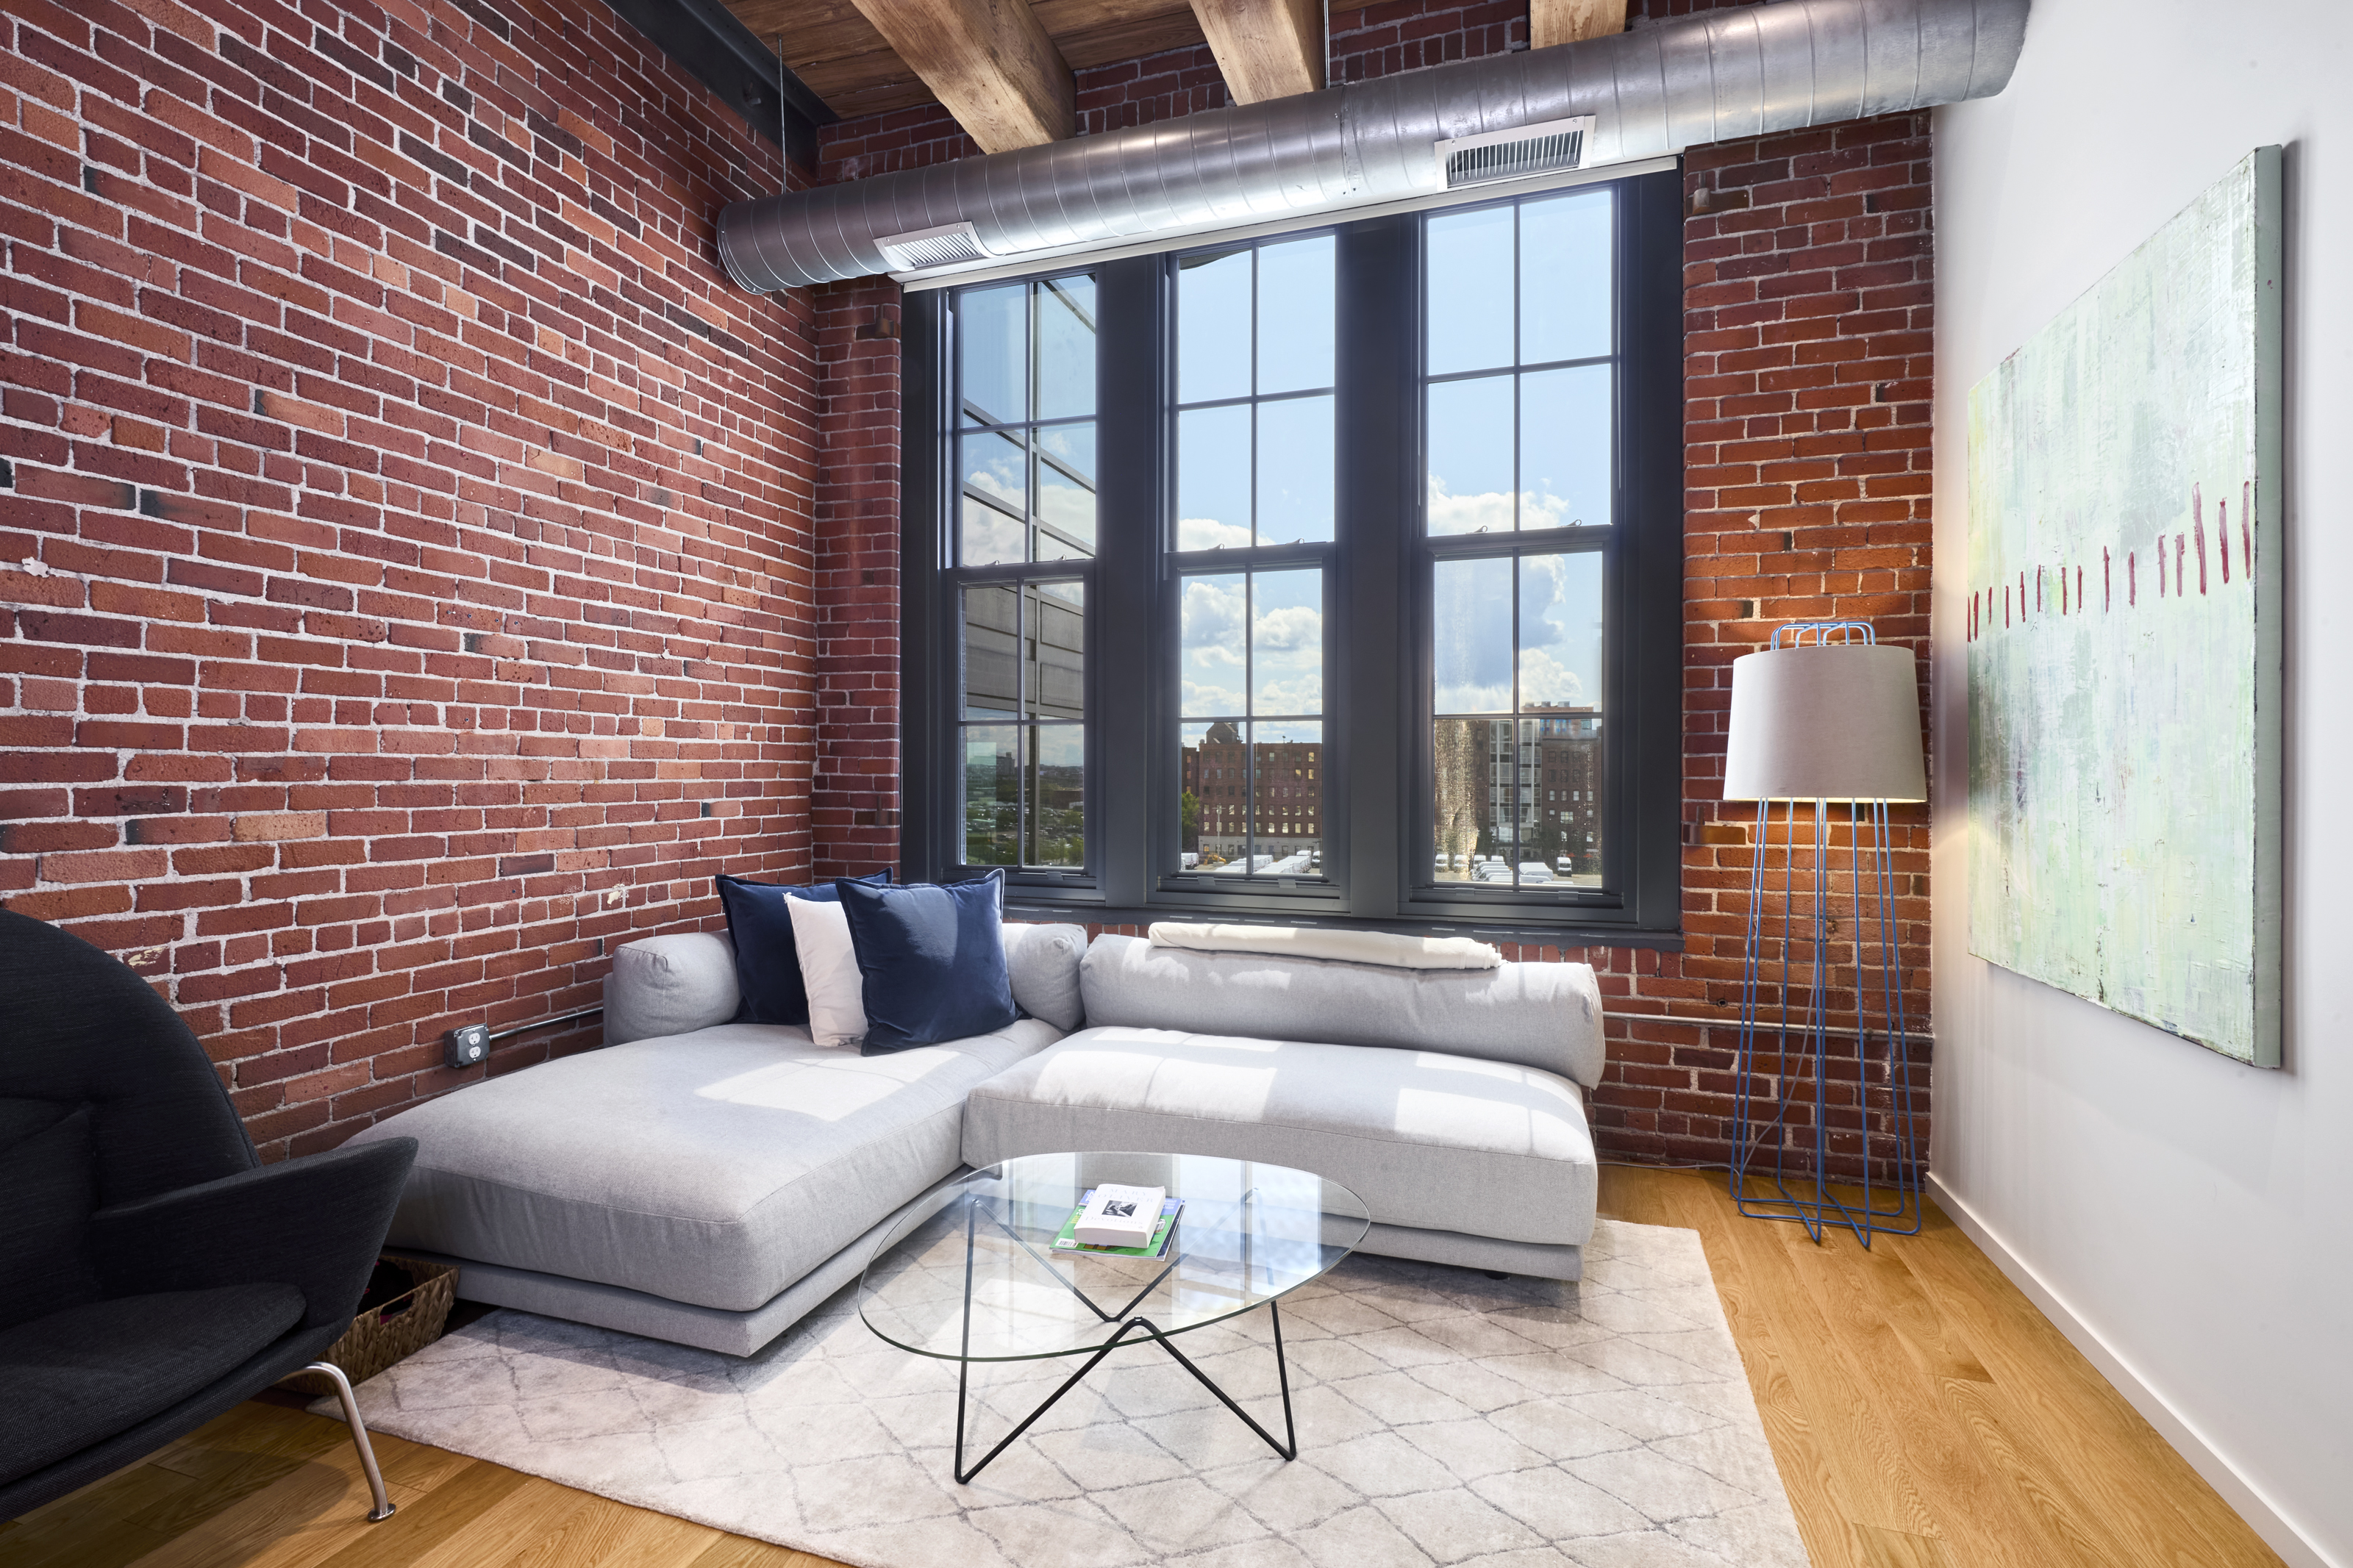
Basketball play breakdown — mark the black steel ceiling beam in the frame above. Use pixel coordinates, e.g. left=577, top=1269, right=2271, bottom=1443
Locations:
left=604, top=0, right=835, bottom=170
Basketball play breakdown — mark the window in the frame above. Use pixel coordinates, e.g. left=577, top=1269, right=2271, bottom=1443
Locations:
left=1425, top=191, right=1612, bottom=891
left=902, top=168, right=1683, bottom=938
left=1172, top=236, right=1335, bottom=881
left=948, top=276, right=1095, bottom=871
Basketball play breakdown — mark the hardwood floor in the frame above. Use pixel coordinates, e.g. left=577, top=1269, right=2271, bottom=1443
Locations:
left=1, top=1169, right=2285, bottom=1568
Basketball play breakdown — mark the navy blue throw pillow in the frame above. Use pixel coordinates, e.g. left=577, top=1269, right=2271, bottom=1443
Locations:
left=714, top=870, right=892, bottom=1025
left=835, top=870, right=1016, bottom=1054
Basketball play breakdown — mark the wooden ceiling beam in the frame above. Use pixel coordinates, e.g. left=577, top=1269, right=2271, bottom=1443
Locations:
left=847, top=0, right=1076, bottom=151
left=1530, top=0, right=1627, bottom=51
left=1187, top=0, right=1323, bottom=104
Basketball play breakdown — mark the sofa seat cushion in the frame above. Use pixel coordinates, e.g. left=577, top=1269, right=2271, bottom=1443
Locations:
left=353, top=1020, right=1061, bottom=1313
left=961, top=1027, right=1596, bottom=1247
left=0, top=1284, right=304, bottom=1487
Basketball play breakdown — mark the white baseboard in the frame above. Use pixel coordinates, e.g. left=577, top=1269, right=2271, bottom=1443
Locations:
left=1924, top=1173, right=2338, bottom=1568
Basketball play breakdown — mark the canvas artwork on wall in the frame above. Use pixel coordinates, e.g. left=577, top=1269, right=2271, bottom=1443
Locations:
left=1965, top=147, right=2283, bottom=1067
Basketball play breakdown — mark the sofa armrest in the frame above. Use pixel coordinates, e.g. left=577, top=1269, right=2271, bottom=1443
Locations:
left=90, top=1137, right=418, bottom=1331
left=606, top=931, right=740, bottom=1045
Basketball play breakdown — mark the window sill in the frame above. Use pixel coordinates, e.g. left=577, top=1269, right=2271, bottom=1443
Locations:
left=1004, top=901, right=1683, bottom=951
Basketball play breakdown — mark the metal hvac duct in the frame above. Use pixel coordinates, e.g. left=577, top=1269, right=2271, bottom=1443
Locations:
left=717, top=0, right=2028, bottom=292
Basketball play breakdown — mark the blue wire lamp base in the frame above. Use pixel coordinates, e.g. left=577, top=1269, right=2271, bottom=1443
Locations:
left=1729, top=623, right=1923, bottom=1249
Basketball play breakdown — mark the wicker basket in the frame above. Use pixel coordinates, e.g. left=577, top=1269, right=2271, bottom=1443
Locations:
left=279, top=1253, right=458, bottom=1397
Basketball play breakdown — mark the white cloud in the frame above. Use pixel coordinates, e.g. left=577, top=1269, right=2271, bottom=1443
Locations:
left=1253, top=673, right=1323, bottom=715
left=1183, top=679, right=1245, bottom=715
left=1518, top=650, right=1588, bottom=706
left=1253, top=604, right=1321, bottom=651
left=1425, top=478, right=1574, bottom=534
left=1178, top=517, right=1252, bottom=551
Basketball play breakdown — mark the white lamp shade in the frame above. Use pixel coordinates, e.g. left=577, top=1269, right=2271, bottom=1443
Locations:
left=1723, top=642, right=1925, bottom=802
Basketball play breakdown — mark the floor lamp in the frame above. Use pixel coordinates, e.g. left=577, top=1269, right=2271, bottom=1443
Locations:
left=1722, top=621, right=1926, bottom=1246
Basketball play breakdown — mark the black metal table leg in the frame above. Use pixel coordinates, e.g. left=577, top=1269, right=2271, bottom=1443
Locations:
left=951, top=1297, right=1299, bottom=1483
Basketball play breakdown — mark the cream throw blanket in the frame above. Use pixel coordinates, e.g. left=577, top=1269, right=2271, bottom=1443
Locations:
left=1146, top=921, right=1501, bottom=970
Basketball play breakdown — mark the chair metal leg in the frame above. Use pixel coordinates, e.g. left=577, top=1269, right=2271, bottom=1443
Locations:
left=304, top=1361, right=396, bottom=1522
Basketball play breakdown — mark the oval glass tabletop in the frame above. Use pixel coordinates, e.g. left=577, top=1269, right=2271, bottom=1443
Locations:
left=860, top=1151, right=1371, bottom=1364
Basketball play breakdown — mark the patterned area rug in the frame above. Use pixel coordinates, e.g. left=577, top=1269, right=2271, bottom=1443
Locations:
left=324, top=1220, right=1808, bottom=1568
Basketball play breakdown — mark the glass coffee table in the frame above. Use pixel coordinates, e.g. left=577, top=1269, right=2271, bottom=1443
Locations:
left=860, top=1151, right=1371, bottom=1483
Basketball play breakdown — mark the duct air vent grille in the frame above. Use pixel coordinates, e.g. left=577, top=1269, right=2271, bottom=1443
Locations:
left=1435, top=116, right=1597, bottom=189
left=876, top=221, right=991, bottom=273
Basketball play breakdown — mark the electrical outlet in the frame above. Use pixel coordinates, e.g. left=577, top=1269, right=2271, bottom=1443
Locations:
left=444, top=1023, right=490, bottom=1069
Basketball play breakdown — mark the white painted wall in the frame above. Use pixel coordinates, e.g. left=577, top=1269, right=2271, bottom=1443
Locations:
left=1930, top=3, right=2353, bottom=1564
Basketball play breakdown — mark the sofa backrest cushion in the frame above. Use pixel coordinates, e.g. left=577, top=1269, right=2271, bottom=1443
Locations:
left=1003, top=922, right=1088, bottom=1031
left=604, top=933, right=740, bottom=1047
left=1077, top=934, right=1606, bottom=1087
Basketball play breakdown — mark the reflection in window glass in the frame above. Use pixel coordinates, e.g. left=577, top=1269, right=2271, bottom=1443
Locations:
left=1177, top=571, right=1324, bottom=878
left=956, top=273, right=1096, bottom=566
left=1173, top=235, right=1335, bottom=552
left=1430, top=552, right=1603, bottom=889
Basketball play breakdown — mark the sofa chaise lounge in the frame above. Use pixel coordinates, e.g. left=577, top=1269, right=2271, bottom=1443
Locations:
left=351, top=923, right=1606, bottom=1356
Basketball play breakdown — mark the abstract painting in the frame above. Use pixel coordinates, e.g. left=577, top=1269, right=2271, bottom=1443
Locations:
left=1966, top=148, right=2283, bottom=1066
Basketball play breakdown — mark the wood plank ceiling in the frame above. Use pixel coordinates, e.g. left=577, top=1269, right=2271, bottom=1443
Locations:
left=726, top=0, right=1212, bottom=123
left=733, top=0, right=1626, bottom=151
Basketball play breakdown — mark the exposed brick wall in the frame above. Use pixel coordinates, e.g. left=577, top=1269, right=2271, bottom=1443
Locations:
left=0, top=0, right=819, bottom=1158
left=809, top=3, right=1932, bottom=1181
left=810, top=279, right=902, bottom=879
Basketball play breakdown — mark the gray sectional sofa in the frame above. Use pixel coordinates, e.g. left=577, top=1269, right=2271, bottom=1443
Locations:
left=351, top=922, right=1605, bottom=1357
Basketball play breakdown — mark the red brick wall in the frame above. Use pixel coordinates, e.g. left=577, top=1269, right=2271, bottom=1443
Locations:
left=0, top=0, right=819, bottom=1158
left=810, top=279, right=902, bottom=879
left=812, top=1, right=1931, bottom=1180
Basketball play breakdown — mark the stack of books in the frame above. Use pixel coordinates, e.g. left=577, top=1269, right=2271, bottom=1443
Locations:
left=1052, top=1184, right=1182, bottom=1259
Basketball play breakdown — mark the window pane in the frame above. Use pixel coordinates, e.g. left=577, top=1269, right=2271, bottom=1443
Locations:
left=1037, top=276, right=1096, bottom=420
left=1182, top=720, right=1245, bottom=870
left=1432, top=717, right=1509, bottom=881
left=1029, top=723, right=1085, bottom=866
left=1255, top=395, right=1334, bottom=545
left=1427, top=205, right=1515, bottom=376
left=1521, top=364, right=1612, bottom=530
left=1427, top=376, right=1515, bottom=536
left=960, top=283, right=1026, bottom=425
left=1520, top=188, right=1612, bottom=365
left=961, top=495, right=1025, bottom=568
left=1518, top=551, right=1603, bottom=709
left=1252, top=720, right=1323, bottom=876
left=1179, top=573, right=1246, bottom=717
left=1251, top=569, right=1322, bottom=716
left=960, top=725, right=1020, bottom=865
left=1257, top=235, right=1334, bottom=394
left=1038, top=422, right=1096, bottom=558
left=1025, top=581, right=1085, bottom=720
left=1522, top=708, right=1604, bottom=885
left=962, top=584, right=1018, bottom=717
left=1433, top=556, right=1514, bottom=712
left=959, top=429, right=1026, bottom=565
left=1176, top=405, right=1252, bottom=551
left=1178, top=250, right=1252, bottom=404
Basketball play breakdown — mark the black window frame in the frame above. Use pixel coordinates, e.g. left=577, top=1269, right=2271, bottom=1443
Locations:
left=901, top=166, right=1685, bottom=943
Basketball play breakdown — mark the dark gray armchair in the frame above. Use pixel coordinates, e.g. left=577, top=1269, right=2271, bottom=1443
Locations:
left=0, top=910, right=418, bottom=1522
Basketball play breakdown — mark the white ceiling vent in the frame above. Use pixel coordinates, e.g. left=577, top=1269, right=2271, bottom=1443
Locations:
left=876, top=221, right=992, bottom=273
left=1435, top=115, right=1597, bottom=189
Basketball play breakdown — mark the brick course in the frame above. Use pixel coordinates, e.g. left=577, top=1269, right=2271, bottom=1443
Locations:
left=1, top=0, right=818, bottom=1159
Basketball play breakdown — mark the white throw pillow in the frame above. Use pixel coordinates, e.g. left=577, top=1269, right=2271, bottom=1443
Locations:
left=786, top=895, right=867, bottom=1049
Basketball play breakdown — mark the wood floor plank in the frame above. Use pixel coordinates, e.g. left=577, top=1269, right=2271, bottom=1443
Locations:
left=1894, top=1227, right=2285, bottom=1568
left=21, top=1170, right=2288, bottom=1568
left=1772, top=1219, right=2054, bottom=1568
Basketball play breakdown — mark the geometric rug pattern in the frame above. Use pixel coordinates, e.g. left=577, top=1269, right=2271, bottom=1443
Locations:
left=324, top=1219, right=1810, bottom=1568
